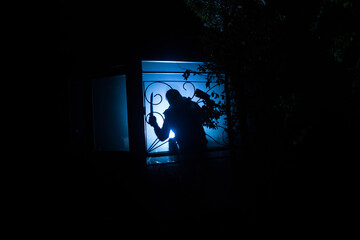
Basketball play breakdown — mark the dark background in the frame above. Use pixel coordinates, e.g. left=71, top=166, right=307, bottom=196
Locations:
left=35, top=0, right=214, bottom=236
left=25, top=0, right=359, bottom=238
left=50, top=0, right=205, bottom=75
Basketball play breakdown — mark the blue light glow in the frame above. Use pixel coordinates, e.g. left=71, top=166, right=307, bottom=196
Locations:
left=169, top=130, right=175, bottom=139
left=142, top=60, right=206, bottom=73
left=143, top=60, right=228, bottom=153
left=92, top=75, right=129, bottom=151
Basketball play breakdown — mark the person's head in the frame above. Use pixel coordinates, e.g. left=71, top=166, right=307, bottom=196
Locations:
left=166, top=89, right=182, bottom=106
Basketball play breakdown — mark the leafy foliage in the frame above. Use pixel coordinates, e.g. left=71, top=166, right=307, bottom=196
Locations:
left=184, top=0, right=360, bottom=146
left=200, top=97, right=224, bottom=129
left=183, top=62, right=226, bottom=130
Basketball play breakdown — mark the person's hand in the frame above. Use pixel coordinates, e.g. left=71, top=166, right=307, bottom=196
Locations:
left=148, top=115, right=157, bottom=127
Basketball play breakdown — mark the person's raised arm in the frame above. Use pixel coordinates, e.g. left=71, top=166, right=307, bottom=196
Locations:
left=149, top=115, right=170, bottom=141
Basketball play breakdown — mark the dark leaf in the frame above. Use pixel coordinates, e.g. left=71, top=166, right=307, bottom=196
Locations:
left=183, top=69, right=191, bottom=80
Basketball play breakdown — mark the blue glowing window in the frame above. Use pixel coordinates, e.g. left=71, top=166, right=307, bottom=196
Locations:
left=143, top=60, right=228, bottom=154
left=92, top=75, right=130, bottom=151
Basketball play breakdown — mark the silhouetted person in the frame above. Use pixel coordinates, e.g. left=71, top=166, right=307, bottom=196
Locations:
left=149, top=89, right=209, bottom=209
left=148, top=89, right=208, bottom=155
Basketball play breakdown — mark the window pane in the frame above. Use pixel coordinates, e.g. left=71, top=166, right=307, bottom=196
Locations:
left=142, top=60, right=204, bottom=73
left=143, top=61, right=228, bottom=154
left=92, top=75, right=130, bottom=151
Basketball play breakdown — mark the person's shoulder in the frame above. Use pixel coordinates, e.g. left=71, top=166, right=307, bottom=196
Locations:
left=163, top=107, right=173, bottom=116
left=189, top=99, right=200, bottom=109
left=183, top=97, right=196, bottom=106
left=184, top=97, right=192, bottom=103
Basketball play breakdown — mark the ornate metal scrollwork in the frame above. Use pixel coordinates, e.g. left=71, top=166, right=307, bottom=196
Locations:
left=145, top=111, right=165, bottom=125
left=144, top=81, right=173, bottom=105
left=182, top=81, right=196, bottom=99
left=144, top=80, right=228, bottom=153
left=204, top=127, right=229, bottom=147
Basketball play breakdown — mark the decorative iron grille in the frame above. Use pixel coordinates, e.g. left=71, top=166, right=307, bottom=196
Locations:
left=142, top=61, right=228, bottom=154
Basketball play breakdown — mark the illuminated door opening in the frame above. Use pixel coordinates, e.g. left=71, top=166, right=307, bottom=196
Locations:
left=142, top=60, right=228, bottom=164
